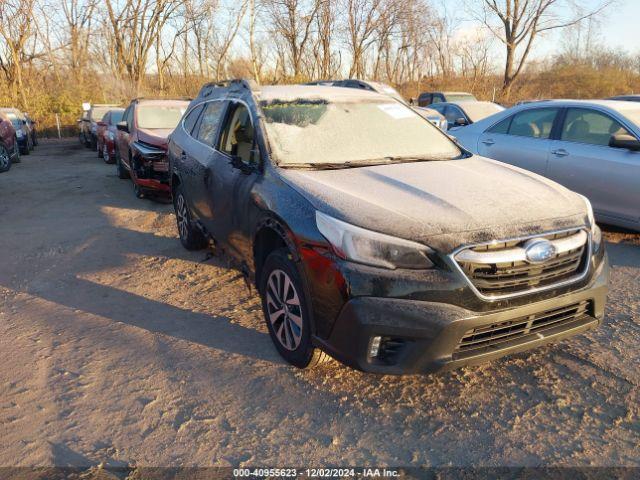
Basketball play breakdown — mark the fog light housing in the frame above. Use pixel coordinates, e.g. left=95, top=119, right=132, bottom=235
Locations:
left=368, top=336, right=382, bottom=358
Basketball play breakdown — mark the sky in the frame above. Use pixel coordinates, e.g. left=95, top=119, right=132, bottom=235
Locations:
left=449, top=0, right=640, bottom=64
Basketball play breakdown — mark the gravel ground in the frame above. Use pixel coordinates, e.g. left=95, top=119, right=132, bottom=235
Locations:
left=0, top=141, right=638, bottom=469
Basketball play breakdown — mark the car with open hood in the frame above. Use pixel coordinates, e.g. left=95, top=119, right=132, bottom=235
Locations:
left=167, top=80, right=608, bottom=375
left=115, top=98, right=189, bottom=198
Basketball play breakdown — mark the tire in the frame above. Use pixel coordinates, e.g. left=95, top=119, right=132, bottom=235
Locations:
left=0, top=143, right=11, bottom=172
left=173, top=185, right=208, bottom=250
left=115, top=149, right=129, bottom=179
left=19, top=140, right=29, bottom=155
left=32, top=133, right=37, bottom=147
left=259, top=248, right=330, bottom=369
left=97, top=139, right=103, bottom=159
left=133, top=181, right=145, bottom=199
left=12, top=137, right=21, bottom=163
left=103, top=143, right=114, bottom=164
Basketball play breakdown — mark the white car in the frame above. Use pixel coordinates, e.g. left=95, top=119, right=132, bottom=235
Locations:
left=453, top=100, right=640, bottom=231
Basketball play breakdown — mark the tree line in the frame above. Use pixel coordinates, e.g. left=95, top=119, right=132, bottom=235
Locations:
left=0, top=0, right=637, bottom=136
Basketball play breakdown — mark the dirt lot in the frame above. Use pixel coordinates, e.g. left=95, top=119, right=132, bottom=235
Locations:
left=0, top=141, right=638, bottom=468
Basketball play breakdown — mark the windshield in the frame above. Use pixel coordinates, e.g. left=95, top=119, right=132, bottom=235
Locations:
left=91, top=107, right=112, bottom=121
left=5, top=113, right=22, bottom=128
left=462, top=102, right=504, bottom=122
left=447, top=94, right=476, bottom=102
left=622, top=108, right=640, bottom=127
left=110, top=111, right=124, bottom=124
left=137, top=105, right=186, bottom=129
left=260, top=98, right=461, bottom=166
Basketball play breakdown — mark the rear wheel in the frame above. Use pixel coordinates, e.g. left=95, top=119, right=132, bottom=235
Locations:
left=0, top=144, right=11, bottom=172
left=260, top=248, right=329, bottom=369
left=173, top=186, right=208, bottom=250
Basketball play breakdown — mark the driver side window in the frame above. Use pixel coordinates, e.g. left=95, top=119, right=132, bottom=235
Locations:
left=219, top=104, right=257, bottom=165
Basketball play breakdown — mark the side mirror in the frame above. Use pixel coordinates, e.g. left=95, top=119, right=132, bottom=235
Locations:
left=116, top=121, right=129, bottom=133
left=454, top=117, right=469, bottom=127
left=609, top=133, right=640, bottom=151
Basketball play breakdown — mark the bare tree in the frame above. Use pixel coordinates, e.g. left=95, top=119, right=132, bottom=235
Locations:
left=266, top=0, right=321, bottom=79
left=103, top=0, right=181, bottom=92
left=471, top=0, right=612, bottom=98
left=0, top=0, right=37, bottom=107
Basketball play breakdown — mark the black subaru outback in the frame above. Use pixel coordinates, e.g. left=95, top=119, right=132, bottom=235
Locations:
left=167, top=80, right=608, bottom=374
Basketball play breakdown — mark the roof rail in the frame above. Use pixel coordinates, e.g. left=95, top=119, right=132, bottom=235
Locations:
left=197, top=78, right=259, bottom=98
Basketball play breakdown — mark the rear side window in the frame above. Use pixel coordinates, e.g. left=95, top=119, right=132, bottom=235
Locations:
left=561, top=108, right=632, bottom=146
left=183, top=104, right=204, bottom=135
left=488, top=116, right=511, bottom=134
left=196, top=101, right=226, bottom=146
left=506, top=108, right=558, bottom=139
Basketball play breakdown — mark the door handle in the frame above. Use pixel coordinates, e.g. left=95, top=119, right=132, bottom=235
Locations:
left=552, top=149, right=569, bottom=157
left=482, top=139, right=495, bottom=146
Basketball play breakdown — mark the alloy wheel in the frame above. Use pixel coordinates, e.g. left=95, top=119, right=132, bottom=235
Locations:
left=176, top=194, right=189, bottom=240
left=0, top=145, right=9, bottom=170
left=265, top=269, right=303, bottom=351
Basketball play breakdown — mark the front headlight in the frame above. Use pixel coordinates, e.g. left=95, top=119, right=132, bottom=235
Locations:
left=107, top=131, right=115, bottom=141
left=580, top=195, right=602, bottom=253
left=316, top=211, right=434, bottom=269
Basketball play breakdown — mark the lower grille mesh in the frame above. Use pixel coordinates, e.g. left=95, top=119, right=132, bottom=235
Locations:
left=454, top=300, right=591, bottom=357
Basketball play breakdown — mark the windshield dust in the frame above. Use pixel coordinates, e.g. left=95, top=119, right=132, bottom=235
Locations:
left=260, top=98, right=461, bottom=167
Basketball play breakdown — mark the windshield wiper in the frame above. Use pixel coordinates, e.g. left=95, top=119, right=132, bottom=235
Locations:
left=279, top=155, right=460, bottom=170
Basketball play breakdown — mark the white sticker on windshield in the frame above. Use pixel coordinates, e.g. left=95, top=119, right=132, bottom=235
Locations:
left=378, top=103, right=413, bottom=119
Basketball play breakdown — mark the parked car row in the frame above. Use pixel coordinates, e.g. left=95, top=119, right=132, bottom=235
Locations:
left=82, top=80, right=640, bottom=377
left=80, top=99, right=189, bottom=197
left=0, top=107, right=37, bottom=155
left=0, top=107, right=38, bottom=173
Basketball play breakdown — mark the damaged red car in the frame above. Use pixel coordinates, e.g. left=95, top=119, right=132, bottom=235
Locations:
left=115, top=98, right=189, bottom=198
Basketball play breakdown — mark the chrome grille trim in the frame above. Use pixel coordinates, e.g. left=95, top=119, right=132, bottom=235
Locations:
left=450, top=227, right=592, bottom=301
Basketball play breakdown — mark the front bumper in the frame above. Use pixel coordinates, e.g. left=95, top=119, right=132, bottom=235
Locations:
left=314, top=252, right=608, bottom=375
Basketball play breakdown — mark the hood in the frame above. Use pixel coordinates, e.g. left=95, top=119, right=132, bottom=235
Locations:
left=278, top=156, right=588, bottom=252
left=137, top=128, right=173, bottom=149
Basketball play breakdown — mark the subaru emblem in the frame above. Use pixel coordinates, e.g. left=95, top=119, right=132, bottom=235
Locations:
left=524, top=239, right=557, bottom=264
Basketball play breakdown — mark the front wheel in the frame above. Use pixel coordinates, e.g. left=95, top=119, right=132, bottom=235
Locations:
left=173, top=186, right=208, bottom=250
left=115, top=150, right=129, bottom=179
left=260, top=248, right=329, bottom=369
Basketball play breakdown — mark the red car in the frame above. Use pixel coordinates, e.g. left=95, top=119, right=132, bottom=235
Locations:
left=96, top=108, right=125, bottom=164
left=115, top=98, right=189, bottom=198
left=0, top=112, right=19, bottom=173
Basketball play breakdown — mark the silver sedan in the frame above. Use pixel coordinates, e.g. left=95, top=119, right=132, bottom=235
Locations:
left=453, top=100, right=640, bottom=231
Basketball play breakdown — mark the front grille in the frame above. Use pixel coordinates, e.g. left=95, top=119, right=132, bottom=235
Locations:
left=454, top=300, right=591, bottom=358
left=454, top=229, right=589, bottom=299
